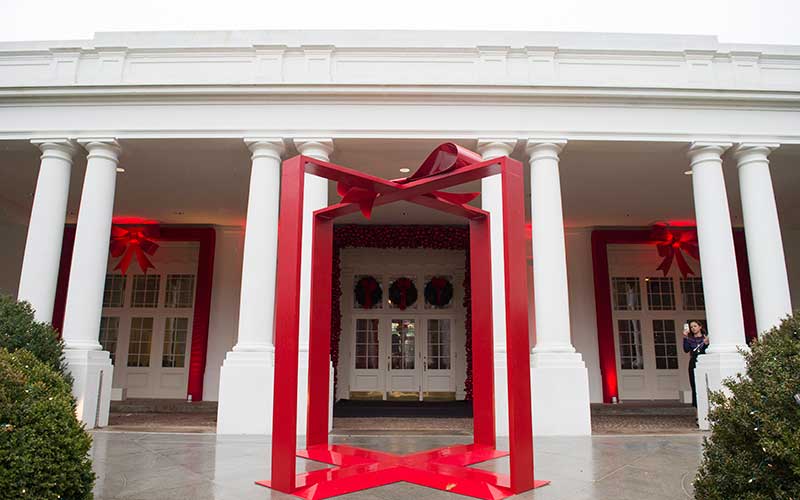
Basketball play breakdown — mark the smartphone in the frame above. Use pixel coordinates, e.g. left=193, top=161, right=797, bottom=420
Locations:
left=683, top=323, right=690, bottom=334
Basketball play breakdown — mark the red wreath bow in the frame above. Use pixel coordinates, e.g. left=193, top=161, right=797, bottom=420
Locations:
left=650, top=224, right=699, bottom=278
left=336, top=143, right=483, bottom=219
left=357, top=277, right=378, bottom=308
left=430, top=276, right=448, bottom=305
left=110, top=225, right=160, bottom=275
left=395, top=278, right=413, bottom=310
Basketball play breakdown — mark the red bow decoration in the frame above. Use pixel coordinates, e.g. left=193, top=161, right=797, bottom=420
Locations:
left=430, top=276, right=448, bottom=305
left=110, top=224, right=160, bottom=275
left=336, top=143, right=483, bottom=219
left=357, top=277, right=378, bottom=308
left=650, top=224, right=699, bottom=278
left=395, top=278, right=413, bottom=310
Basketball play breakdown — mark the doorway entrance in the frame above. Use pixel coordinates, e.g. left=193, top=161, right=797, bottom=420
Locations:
left=350, top=316, right=456, bottom=401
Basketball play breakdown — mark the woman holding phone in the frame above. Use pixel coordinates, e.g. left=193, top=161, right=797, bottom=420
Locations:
left=683, top=319, right=709, bottom=408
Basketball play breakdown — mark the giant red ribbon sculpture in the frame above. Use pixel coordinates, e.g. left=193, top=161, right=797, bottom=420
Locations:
left=110, top=224, right=160, bottom=274
left=650, top=223, right=700, bottom=278
left=260, top=143, right=547, bottom=499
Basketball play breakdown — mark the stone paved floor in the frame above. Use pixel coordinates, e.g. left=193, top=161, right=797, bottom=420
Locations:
left=91, top=431, right=704, bottom=499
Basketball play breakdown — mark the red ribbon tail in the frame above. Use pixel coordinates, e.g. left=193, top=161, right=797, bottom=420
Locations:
left=115, top=246, right=136, bottom=275
left=656, top=251, right=674, bottom=276
left=135, top=247, right=156, bottom=274
left=674, top=250, right=694, bottom=278
left=431, top=191, right=480, bottom=205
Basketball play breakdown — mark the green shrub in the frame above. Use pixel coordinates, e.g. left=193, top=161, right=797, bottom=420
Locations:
left=0, top=348, right=95, bottom=499
left=0, top=295, right=71, bottom=384
left=694, top=313, right=800, bottom=499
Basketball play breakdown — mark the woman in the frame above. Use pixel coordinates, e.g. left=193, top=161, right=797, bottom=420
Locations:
left=683, top=319, right=709, bottom=408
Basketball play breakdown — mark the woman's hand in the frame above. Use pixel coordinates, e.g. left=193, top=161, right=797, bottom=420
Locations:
left=703, top=336, right=709, bottom=345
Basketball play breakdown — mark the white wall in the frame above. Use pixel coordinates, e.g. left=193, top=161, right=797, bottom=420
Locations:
left=564, top=229, right=603, bottom=403
left=202, top=226, right=244, bottom=401
left=0, top=222, right=27, bottom=298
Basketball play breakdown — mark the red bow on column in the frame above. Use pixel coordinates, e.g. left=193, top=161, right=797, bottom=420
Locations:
left=110, top=225, right=160, bottom=274
left=336, top=143, right=483, bottom=219
left=650, top=224, right=699, bottom=278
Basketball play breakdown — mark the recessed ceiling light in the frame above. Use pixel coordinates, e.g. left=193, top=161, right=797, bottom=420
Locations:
left=399, top=168, right=411, bottom=173
left=174, top=210, right=184, bottom=215
left=116, top=167, right=125, bottom=173
left=684, top=170, right=693, bottom=175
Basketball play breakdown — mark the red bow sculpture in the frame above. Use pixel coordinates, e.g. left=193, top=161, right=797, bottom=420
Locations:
left=650, top=224, right=699, bottom=278
left=336, top=143, right=482, bottom=218
left=110, top=224, right=160, bottom=275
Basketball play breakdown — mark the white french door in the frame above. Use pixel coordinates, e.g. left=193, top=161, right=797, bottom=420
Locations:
left=422, top=318, right=455, bottom=399
left=387, top=318, right=419, bottom=400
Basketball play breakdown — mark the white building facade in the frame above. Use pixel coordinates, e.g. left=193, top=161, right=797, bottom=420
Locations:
left=0, top=30, right=798, bottom=435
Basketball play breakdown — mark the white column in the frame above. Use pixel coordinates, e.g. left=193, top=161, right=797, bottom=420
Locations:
left=217, top=138, right=285, bottom=435
left=61, top=139, right=120, bottom=429
left=476, top=139, right=515, bottom=439
left=688, top=142, right=748, bottom=430
left=295, top=138, right=334, bottom=438
left=733, top=143, right=792, bottom=334
left=525, top=139, right=591, bottom=436
left=17, top=139, right=75, bottom=323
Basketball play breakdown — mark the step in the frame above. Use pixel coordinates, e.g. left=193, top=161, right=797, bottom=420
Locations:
left=110, top=398, right=218, bottom=414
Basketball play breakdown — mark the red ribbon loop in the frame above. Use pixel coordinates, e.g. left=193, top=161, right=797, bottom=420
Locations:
left=110, top=225, right=160, bottom=275
left=358, top=277, right=378, bottom=308
left=431, top=276, right=448, bottom=305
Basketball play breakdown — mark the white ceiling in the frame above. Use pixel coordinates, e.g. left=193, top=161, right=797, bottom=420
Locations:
left=1, top=138, right=799, bottom=230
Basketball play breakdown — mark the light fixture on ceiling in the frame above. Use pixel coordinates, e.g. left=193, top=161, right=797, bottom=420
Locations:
left=684, top=170, right=693, bottom=175
left=173, top=210, right=184, bottom=215
left=399, top=168, right=411, bottom=173
left=116, top=167, right=125, bottom=173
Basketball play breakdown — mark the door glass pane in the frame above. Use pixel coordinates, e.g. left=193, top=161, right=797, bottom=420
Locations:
left=680, top=277, right=705, bottom=311
left=427, top=319, right=451, bottom=370
left=391, top=319, right=415, bottom=370
left=646, top=277, right=675, bottom=310
left=102, top=275, right=127, bottom=307
left=354, top=319, right=379, bottom=369
left=131, top=275, right=161, bottom=308
left=652, top=319, right=678, bottom=370
left=612, top=278, right=641, bottom=311
left=128, top=317, right=153, bottom=367
left=99, top=316, right=120, bottom=364
left=165, top=274, right=196, bottom=308
left=618, top=319, right=643, bottom=370
left=162, top=317, right=189, bottom=368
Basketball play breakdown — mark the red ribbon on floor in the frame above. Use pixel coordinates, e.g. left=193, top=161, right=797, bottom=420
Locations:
left=336, top=143, right=483, bottom=219
left=110, top=225, right=160, bottom=274
left=650, top=224, right=699, bottom=278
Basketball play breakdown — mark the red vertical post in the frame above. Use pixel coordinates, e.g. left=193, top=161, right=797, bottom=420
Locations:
left=270, top=156, right=306, bottom=493
left=306, top=213, right=334, bottom=447
left=469, top=215, right=496, bottom=448
left=499, top=157, right=535, bottom=493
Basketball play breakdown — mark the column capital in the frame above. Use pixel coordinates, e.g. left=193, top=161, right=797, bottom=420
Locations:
left=294, top=138, right=334, bottom=161
left=687, top=142, right=732, bottom=167
left=30, top=139, right=77, bottom=161
left=78, top=138, right=121, bottom=164
left=525, top=139, right=567, bottom=162
left=244, top=138, right=285, bottom=161
left=733, top=143, right=780, bottom=168
left=476, top=139, right=516, bottom=159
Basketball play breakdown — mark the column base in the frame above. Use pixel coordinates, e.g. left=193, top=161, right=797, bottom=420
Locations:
left=64, top=349, right=113, bottom=429
left=217, top=350, right=275, bottom=435
left=695, top=351, right=747, bottom=430
left=530, top=352, right=591, bottom=436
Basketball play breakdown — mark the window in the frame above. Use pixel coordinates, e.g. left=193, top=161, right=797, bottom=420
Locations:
left=165, top=274, right=195, bottom=308
left=653, top=319, right=679, bottom=369
left=354, top=319, right=379, bottom=369
left=102, top=274, right=127, bottom=307
left=99, top=317, right=120, bottom=364
left=127, top=317, right=153, bottom=367
left=391, top=319, right=415, bottom=370
left=618, top=319, right=643, bottom=370
left=131, top=275, right=160, bottom=308
left=681, top=277, right=705, bottom=311
left=646, top=277, right=675, bottom=310
left=162, top=317, right=189, bottom=368
left=612, top=277, right=641, bottom=311
left=426, top=319, right=451, bottom=370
